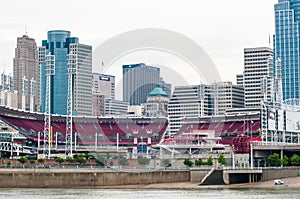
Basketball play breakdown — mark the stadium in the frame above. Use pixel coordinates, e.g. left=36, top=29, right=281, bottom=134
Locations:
left=1, top=98, right=300, bottom=168
left=0, top=105, right=168, bottom=158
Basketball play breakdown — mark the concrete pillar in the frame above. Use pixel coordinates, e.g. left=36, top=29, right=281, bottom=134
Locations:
left=249, top=174, right=251, bottom=183
left=250, top=143, right=253, bottom=169
left=232, top=152, right=235, bottom=169
left=280, top=149, right=283, bottom=168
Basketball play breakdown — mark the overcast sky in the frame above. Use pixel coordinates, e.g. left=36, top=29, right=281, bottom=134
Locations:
left=0, top=0, right=277, bottom=98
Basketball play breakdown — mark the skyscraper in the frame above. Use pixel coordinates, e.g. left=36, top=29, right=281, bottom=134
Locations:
left=39, top=30, right=92, bottom=116
left=13, top=35, right=39, bottom=111
left=274, top=0, right=300, bottom=100
left=123, top=63, right=160, bottom=105
left=92, top=73, right=115, bottom=116
left=243, top=47, right=274, bottom=107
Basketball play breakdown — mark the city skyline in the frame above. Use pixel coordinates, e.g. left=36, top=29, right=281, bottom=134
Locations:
left=0, top=0, right=277, bottom=91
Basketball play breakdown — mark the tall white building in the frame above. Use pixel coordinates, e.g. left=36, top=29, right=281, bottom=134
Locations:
left=168, top=82, right=244, bottom=135
left=168, top=85, right=207, bottom=135
left=208, top=82, right=244, bottom=116
left=243, top=47, right=274, bottom=107
left=69, top=43, right=93, bottom=116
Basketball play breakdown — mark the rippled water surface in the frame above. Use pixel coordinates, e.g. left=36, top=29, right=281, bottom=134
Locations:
left=0, top=188, right=299, bottom=199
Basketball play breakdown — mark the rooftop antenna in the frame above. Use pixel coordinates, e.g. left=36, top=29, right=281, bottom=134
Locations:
left=25, top=25, right=28, bottom=36
left=3, top=62, right=6, bottom=73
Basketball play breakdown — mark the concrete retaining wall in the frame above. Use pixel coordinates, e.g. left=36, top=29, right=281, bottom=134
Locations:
left=0, top=169, right=190, bottom=188
left=190, top=168, right=211, bottom=182
left=262, top=168, right=300, bottom=181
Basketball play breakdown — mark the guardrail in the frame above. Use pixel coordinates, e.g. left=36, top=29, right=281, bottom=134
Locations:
left=252, top=141, right=300, bottom=146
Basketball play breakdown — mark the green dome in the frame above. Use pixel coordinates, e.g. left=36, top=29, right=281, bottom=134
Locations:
left=148, top=85, right=168, bottom=97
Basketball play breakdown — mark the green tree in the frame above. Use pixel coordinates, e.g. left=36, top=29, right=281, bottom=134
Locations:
left=66, top=156, right=75, bottom=163
left=195, top=158, right=203, bottom=166
left=55, top=157, right=64, bottom=164
left=6, top=161, right=11, bottom=168
left=267, top=153, right=281, bottom=167
left=290, top=154, right=300, bottom=166
left=138, top=157, right=150, bottom=165
left=75, top=155, right=87, bottom=164
left=183, top=158, right=193, bottom=167
left=118, top=157, right=128, bottom=166
left=37, top=158, right=45, bottom=164
left=206, top=156, right=213, bottom=166
left=29, top=159, right=35, bottom=164
left=18, top=156, right=28, bottom=164
left=217, top=154, right=226, bottom=165
left=281, top=155, right=289, bottom=166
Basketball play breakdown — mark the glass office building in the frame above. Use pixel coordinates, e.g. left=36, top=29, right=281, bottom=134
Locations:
left=39, top=30, right=92, bottom=115
left=274, top=0, right=300, bottom=100
left=123, top=63, right=160, bottom=105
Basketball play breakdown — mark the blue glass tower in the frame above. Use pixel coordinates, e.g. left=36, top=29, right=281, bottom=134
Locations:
left=274, top=0, right=300, bottom=100
left=40, top=30, right=93, bottom=115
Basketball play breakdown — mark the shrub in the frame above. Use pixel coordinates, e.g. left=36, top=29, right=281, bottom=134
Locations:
left=118, top=157, right=128, bottom=166
left=195, top=158, right=203, bottom=166
left=183, top=158, right=193, bottom=167
left=267, top=153, right=281, bottom=167
left=138, top=157, right=150, bottom=165
left=19, top=156, right=28, bottom=164
left=66, top=156, right=75, bottom=163
left=29, top=159, right=36, bottom=164
left=217, top=154, right=226, bottom=165
left=6, top=161, right=11, bottom=168
left=37, top=158, right=45, bottom=164
left=282, top=155, right=289, bottom=166
left=76, top=156, right=87, bottom=164
left=55, top=157, right=64, bottom=164
left=206, top=156, right=213, bottom=166
left=290, top=154, right=300, bottom=166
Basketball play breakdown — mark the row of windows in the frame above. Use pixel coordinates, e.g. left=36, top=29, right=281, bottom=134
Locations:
left=245, top=65, right=271, bottom=69
left=245, top=62, right=268, bottom=65
left=244, top=73, right=270, bottom=77
left=245, top=57, right=271, bottom=62
left=244, top=53, right=272, bottom=58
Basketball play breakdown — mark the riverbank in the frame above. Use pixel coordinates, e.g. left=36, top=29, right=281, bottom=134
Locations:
left=95, top=176, right=300, bottom=190
left=0, top=167, right=299, bottom=189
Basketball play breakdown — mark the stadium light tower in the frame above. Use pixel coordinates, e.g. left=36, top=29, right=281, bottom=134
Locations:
left=7, top=74, right=13, bottom=107
left=65, top=51, right=77, bottom=157
left=30, top=78, right=36, bottom=112
left=44, top=53, right=55, bottom=159
left=22, top=76, right=29, bottom=110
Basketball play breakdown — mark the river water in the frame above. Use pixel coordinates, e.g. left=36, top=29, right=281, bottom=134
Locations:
left=0, top=189, right=299, bottom=199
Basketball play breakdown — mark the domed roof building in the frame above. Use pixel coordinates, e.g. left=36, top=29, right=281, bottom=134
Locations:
left=143, top=85, right=169, bottom=117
